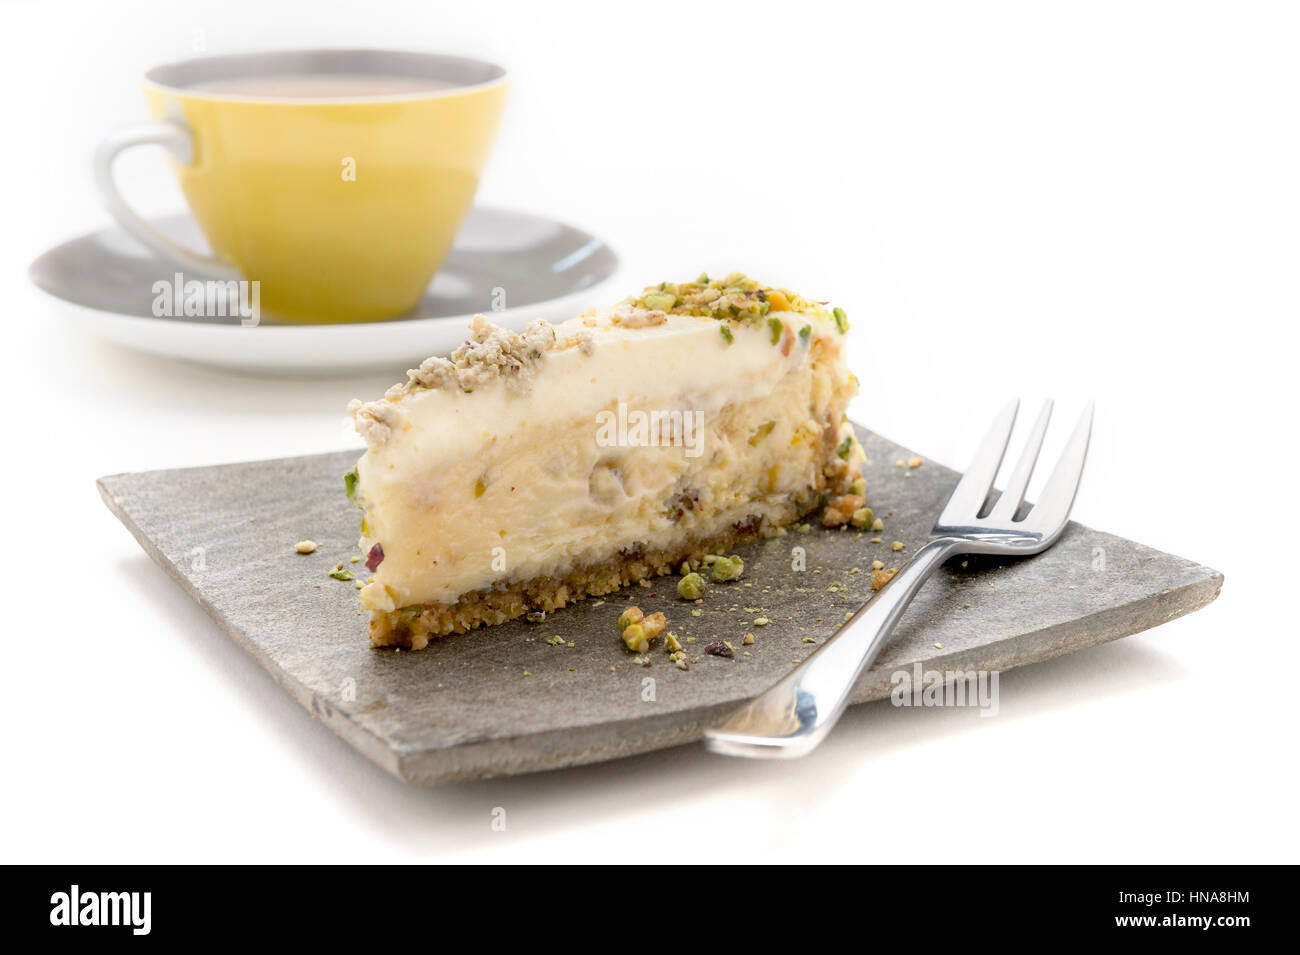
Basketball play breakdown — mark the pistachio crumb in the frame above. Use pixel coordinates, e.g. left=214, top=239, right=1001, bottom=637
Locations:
left=710, top=555, right=745, bottom=583
left=678, top=572, right=707, bottom=600
left=870, top=568, right=897, bottom=590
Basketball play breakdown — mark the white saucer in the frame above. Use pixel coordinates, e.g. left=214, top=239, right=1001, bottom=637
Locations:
left=29, top=206, right=620, bottom=374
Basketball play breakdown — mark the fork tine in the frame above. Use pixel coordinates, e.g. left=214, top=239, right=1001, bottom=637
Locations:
left=989, top=400, right=1054, bottom=520
left=938, top=399, right=1019, bottom=525
left=1024, top=402, right=1094, bottom=535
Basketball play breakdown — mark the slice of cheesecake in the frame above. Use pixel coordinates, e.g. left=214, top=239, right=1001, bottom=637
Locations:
left=346, top=273, right=863, bottom=649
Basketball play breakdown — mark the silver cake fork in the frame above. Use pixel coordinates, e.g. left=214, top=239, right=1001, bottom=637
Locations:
left=702, top=399, right=1093, bottom=758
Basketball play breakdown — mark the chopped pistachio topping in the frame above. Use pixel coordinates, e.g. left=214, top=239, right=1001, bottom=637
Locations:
left=798, top=324, right=811, bottom=345
left=627, top=273, right=833, bottom=328
left=642, top=291, right=677, bottom=312
left=832, top=306, right=849, bottom=333
left=836, top=435, right=855, bottom=460
left=545, top=635, right=565, bottom=646
left=719, top=324, right=734, bottom=344
left=850, top=507, right=875, bottom=530
left=329, top=568, right=355, bottom=581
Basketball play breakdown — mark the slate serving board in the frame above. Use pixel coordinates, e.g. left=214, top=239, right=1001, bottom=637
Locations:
left=98, top=426, right=1222, bottom=785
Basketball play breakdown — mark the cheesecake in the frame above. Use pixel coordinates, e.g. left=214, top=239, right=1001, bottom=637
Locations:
left=346, top=273, right=863, bottom=649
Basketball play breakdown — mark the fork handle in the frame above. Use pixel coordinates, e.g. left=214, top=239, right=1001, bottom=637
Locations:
left=702, top=537, right=961, bottom=758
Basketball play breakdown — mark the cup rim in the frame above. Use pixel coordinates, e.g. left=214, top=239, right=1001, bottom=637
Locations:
left=142, top=48, right=508, bottom=104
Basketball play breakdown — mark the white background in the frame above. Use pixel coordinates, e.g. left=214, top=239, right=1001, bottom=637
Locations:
left=2, top=0, right=1296, bottom=863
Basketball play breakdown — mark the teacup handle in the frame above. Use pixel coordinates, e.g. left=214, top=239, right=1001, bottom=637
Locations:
left=92, top=120, right=242, bottom=279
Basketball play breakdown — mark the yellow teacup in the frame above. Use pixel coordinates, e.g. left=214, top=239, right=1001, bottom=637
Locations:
left=94, top=50, right=508, bottom=323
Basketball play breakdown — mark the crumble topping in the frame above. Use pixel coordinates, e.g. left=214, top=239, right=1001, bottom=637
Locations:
left=347, top=397, right=407, bottom=448
left=403, top=315, right=561, bottom=395
left=348, top=316, right=595, bottom=447
left=609, top=304, right=668, bottom=329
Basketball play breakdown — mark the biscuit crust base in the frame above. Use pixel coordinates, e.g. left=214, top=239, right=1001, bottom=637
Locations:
left=368, top=476, right=849, bottom=650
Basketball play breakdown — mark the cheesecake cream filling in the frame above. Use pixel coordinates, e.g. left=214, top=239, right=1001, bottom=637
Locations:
left=352, top=308, right=857, bottom=613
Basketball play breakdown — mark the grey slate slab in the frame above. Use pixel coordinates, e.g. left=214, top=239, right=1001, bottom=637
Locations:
left=97, top=426, right=1222, bottom=785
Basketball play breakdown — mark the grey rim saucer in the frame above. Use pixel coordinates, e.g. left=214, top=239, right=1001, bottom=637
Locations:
left=29, top=205, right=621, bottom=374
